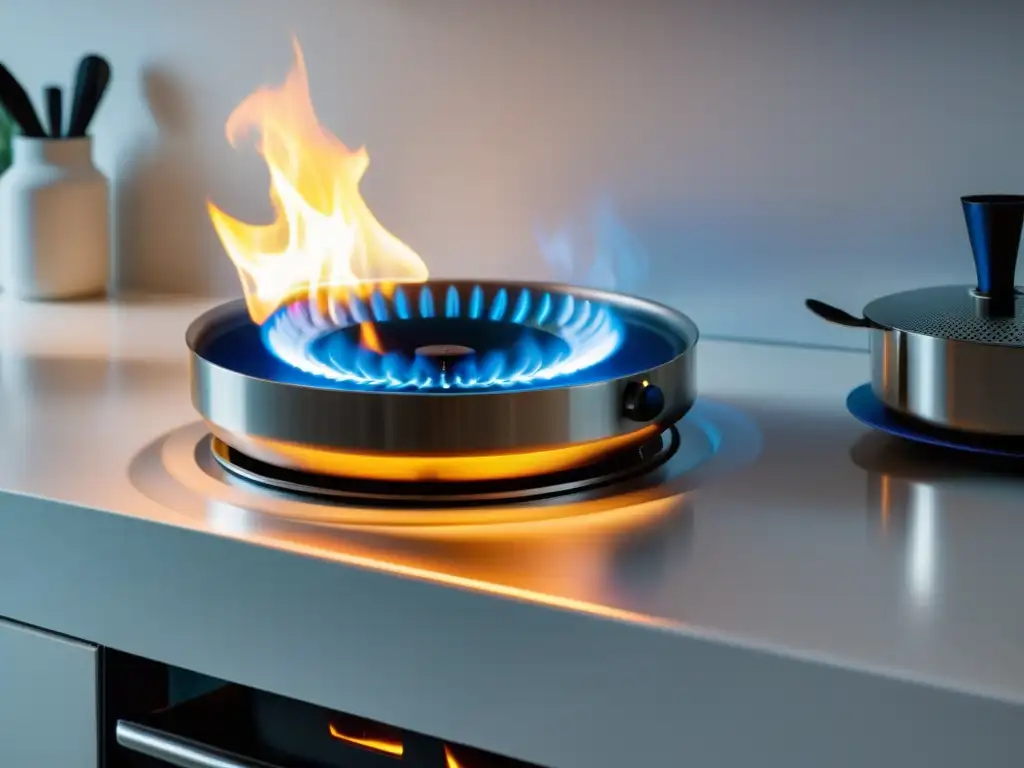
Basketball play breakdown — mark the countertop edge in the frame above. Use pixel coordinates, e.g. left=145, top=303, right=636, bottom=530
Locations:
left=1, top=490, right=1022, bottom=768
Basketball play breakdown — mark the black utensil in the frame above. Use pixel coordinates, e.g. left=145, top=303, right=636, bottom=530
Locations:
left=45, top=85, right=62, bottom=138
left=80, top=58, right=111, bottom=135
left=65, top=57, right=92, bottom=138
left=0, top=62, right=46, bottom=137
left=805, top=298, right=876, bottom=329
left=67, top=55, right=111, bottom=138
left=76, top=56, right=111, bottom=136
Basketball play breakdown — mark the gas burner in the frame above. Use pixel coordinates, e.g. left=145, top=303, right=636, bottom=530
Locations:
left=210, top=426, right=680, bottom=506
left=263, top=283, right=624, bottom=391
left=188, top=280, right=697, bottom=483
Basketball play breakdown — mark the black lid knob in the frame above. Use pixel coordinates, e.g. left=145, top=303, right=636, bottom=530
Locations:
left=962, top=195, right=1024, bottom=302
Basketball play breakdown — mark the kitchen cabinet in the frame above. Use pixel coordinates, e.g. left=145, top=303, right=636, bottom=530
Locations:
left=0, top=616, right=98, bottom=767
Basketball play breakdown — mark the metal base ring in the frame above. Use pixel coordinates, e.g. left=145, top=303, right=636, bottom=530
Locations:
left=210, top=426, right=681, bottom=507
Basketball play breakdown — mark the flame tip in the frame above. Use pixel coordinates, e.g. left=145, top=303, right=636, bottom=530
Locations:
left=208, top=36, right=429, bottom=330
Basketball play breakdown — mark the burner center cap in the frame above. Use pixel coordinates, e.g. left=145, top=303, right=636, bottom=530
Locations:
left=414, top=344, right=476, bottom=359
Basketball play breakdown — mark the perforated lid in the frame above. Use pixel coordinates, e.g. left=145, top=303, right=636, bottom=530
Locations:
left=864, top=285, right=1024, bottom=347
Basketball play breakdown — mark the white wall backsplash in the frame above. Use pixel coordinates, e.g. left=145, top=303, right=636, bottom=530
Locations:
left=2, top=0, right=1023, bottom=347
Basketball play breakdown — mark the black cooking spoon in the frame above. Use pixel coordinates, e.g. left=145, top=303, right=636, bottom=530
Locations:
left=45, top=85, right=62, bottom=138
left=805, top=298, right=877, bottom=329
left=67, top=54, right=111, bottom=138
left=0, top=62, right=46, bottom=137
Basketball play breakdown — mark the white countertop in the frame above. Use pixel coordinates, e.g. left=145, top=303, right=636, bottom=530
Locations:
left=1, top=295, right=1022, bottom=768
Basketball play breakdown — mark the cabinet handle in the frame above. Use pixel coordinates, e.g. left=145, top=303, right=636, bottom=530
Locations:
left=116, top=720, right=286, bottom=768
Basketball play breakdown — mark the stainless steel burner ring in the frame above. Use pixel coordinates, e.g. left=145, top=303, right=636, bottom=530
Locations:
left=187, top=280, right=698, bottom=482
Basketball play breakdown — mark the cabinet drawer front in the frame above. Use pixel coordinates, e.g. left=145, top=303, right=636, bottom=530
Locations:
left=0, top=617, right=97, bottom=767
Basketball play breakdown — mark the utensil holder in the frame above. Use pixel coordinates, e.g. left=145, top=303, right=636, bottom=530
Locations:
left=0, top=135, right=108, bottom=300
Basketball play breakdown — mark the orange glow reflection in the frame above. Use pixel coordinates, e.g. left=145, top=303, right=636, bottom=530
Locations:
left=207, top=37, right=427, bottom=346
left=245, top=523, right=678, bottom=626
left=444, top=746, right=465, bottom=768
left=217, top=424, right=659, bottom=483
left=880, top=474, right=891, bottom=534
left=329, top=723, right=404, bottom=757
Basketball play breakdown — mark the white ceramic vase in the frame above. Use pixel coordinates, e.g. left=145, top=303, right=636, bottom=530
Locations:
left=0, top=136, right=109, bottom=300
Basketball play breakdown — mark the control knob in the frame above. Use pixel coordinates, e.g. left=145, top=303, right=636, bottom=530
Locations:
left=622, top=380, right=664, bottom=422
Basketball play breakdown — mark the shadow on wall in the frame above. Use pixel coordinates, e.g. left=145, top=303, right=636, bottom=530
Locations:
left=114, top=68, right=214, bottom=295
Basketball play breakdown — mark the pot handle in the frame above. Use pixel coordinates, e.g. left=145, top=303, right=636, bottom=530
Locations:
left=805, top=299, right=874, bottom=329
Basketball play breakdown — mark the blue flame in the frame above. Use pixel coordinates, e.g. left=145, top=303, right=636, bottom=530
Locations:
left=537, top=195, right=650, bottom=293
left=262, top=283, right=625, bottom=391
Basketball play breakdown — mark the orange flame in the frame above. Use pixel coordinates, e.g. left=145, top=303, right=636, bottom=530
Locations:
left=328, top=723, right=404, bottom=757
left=207, top=37, right=428, bottom=330
left=444, top=746, right=465, bottom=768
left=358, top=316, right=385, bottom=354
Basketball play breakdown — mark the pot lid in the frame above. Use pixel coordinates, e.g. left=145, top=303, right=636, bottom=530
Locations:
left=864, top=195, right=1024, bottom=347
left=864, top=285, right=1024, bottom=346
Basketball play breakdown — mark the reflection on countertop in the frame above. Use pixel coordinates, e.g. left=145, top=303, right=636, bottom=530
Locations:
left=853, top=433, right=1024, bottom=619
left=127, top=396, right=762, bottom=624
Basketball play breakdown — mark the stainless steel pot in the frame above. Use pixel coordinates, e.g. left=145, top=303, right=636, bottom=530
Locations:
left=807, top=195, right=1024, bottom=437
